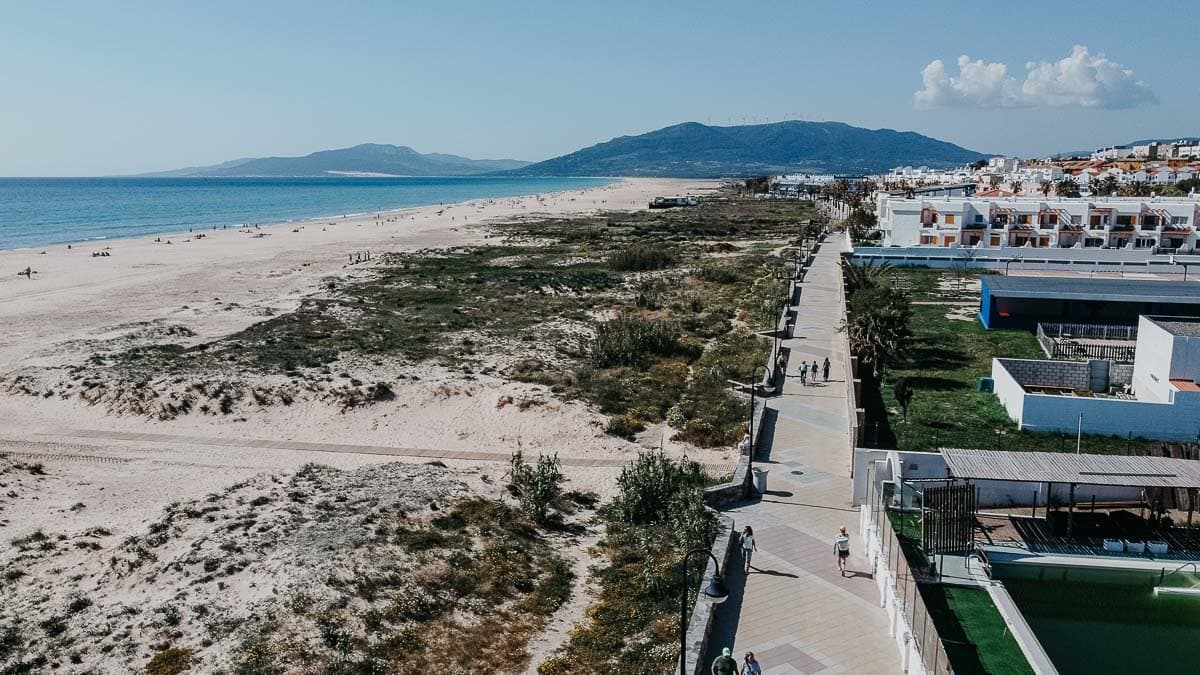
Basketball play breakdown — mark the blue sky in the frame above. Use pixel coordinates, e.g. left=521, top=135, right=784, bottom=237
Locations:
left=1, top=0, right=1196, bottom=175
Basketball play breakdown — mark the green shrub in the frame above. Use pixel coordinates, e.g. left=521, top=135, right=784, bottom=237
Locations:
left=589, top=315, right=682, bottom=368
left=607, top=245, right=679, bottom=271
left=610, top=452, right=709, bottom=526
left=695, top=264, right=739, bottom=284
left=604, top=413, right=645, bottom=440
left=508, top=452, right=564, bottom=525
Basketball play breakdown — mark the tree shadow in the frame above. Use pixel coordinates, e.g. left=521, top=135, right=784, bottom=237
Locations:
left=906, top=345, right=969, bottom=372
left=903, top=376, right=966, bottom=393
left=859, top=372, right=896, bottom=449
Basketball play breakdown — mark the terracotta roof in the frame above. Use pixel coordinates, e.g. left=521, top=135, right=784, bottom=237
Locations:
left=1171, top=379, right=1200, bottom=392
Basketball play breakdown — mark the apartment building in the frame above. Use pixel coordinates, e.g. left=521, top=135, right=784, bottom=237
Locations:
left=876, top=195, right=1200, bottom=250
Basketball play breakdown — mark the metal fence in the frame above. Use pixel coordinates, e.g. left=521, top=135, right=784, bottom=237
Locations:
left=1036, top=323, right=1137, bottom=363
left=1038, top=321, right=1138, bottom=341
left=867, top=474, right=952, bottom=675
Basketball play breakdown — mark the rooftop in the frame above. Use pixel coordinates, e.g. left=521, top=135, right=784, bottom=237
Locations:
left=942, top=448, right=1200, bottom=489
left=983, top=276, right=1200, bottom=303
left=1145, top=315, right=1200, bottom=337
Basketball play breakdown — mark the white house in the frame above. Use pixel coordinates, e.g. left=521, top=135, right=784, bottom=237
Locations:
left=992, top=316, right=1200, bottom=440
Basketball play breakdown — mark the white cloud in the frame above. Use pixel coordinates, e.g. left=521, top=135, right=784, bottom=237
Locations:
left=914, top=46, right=1156, bottom=110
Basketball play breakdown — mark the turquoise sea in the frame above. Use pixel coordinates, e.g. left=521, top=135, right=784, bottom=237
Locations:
left=0, top=176, right=615, bottom=251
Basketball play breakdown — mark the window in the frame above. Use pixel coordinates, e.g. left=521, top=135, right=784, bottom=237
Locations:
left=1018, top=214, right=1032, bottom=224
left=1089, top=214, right=1103, bottom=227
left=1071, top=215, right=1082, bottom=225
left=1172, top=216, right=1188, bottom=225
left=975, top=214, right=985, bottom=224
left=945, top=214, right=955, bottom=224
left=1116, top=215, right=1135, bottom=226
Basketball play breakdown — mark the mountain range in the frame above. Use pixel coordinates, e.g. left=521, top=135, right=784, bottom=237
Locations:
left=139, top=144, right=531, bottom=177
left=508, top=121, right=988, bottom=177
left=142, top=121, right=989, bottom=178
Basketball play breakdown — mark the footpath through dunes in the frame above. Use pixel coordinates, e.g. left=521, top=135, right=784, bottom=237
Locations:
left=706, top=233, right=902, bottom=674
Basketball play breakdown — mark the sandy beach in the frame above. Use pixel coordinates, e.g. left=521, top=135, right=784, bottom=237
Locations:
left=0, top=177, right=730, bottom=532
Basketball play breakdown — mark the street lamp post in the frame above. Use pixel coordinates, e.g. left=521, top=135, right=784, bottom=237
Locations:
left=679, top=548, right=730, bottom=675
left=1005, top=256, right=1023, bottom=276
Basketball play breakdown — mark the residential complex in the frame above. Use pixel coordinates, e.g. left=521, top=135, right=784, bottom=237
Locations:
left=876, top=194, right=1200, bottom=250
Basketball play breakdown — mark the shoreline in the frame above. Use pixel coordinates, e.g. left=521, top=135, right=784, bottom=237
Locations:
left=0, top=175, right=624, bottom=254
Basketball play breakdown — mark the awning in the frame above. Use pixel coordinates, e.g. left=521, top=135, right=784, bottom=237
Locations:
left=942, top=448, right=1200, bottom=489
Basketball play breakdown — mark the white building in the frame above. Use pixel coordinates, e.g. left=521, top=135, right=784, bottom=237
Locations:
left=1091, top=145, right=1135, bottom=161
left=876, top=194, right=1200, bottom=250
left=993, top=316, right=1200, bottom=440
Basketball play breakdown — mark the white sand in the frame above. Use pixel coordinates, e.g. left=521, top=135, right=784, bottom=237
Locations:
left=0, top=177, right=733, bottom=540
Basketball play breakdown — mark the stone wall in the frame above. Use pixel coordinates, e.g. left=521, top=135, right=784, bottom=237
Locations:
left=681, top=515, right=737, bottom=675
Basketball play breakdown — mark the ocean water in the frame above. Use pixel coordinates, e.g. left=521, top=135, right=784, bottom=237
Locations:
left=0, top=176, right=616, bottom=251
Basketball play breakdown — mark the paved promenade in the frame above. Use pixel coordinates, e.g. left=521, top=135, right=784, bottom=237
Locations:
left=705, top=235, right=900, bottom=674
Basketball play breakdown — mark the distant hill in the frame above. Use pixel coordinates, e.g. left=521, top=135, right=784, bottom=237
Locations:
left=507, top=121, right=989, bottom=177
left=141, top=144, right=530, bottom=177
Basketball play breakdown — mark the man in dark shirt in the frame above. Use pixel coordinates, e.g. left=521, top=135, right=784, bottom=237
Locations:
left=712, top=647, right=738, bottom=675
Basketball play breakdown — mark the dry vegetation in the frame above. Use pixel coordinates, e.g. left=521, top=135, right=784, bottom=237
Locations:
left=0, top=462, right=584, bottom=674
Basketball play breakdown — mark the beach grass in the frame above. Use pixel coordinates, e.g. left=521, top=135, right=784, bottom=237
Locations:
left=77, top=195, right=820, bottom=445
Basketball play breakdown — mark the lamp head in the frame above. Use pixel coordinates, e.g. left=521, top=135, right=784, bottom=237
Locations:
left=704, top=574, right=730, bottom=604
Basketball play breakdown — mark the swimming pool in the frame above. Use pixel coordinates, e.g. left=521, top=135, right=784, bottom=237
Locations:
left=995, top=565, right=1200, bottom=674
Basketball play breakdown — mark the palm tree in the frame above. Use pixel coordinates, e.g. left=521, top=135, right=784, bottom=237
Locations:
left=841, top=285, right=913, bottom=379
left=1010, top=180, right=1024, bottom=195
left=1039, top=180, right=1052, bottom=197
left=1056, top=177, right=1079, bottom=197
left=840, top=259, right=892, bottom=294
left=1097, top=175, right=1119, bottom=196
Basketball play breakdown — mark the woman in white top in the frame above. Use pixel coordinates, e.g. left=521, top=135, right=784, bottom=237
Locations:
left=834, top=526, right=851, bottom=576
left=740, top=526, right=757, bottom=573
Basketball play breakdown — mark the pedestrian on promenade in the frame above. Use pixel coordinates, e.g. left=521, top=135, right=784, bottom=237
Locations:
left=741, top=652, right=763, bottom=675
left=811, top=360, right=820, bottom=383
left=740, top=526, right=757, bottom=573
left=835, top=526, right=851, bottom=576
left=823, top=357, right=831, bottom=382
left=712, top=647, right=738, bottom=675
left=799, top=361, right=808, bottom=385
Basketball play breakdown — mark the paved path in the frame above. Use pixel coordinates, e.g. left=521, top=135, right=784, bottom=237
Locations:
left=705, top=235, right=900, bottom=675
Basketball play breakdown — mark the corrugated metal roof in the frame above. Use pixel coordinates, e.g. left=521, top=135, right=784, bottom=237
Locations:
left=942, top=448, right=1200, bottom=488
left=983, top=276, right=1200, bottom=303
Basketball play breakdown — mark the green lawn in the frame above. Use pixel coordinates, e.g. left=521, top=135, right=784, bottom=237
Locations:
left=921, top=585, right=1034, bottom=675
left=871, top=269, right=1161, bottom=455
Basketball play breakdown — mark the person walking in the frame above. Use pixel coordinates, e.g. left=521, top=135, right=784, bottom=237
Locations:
left=834, top=526, right=851, bottom=576
left=740, top=652, right=763, bottom=675
left=740, top=526, right=757, bottom=573
left=811, top=360, right=820, bottom=383
left=823, top=356, right=831, bottom=382
left=799, top=361, right=808, bottom=385
left=712, top=647, right=738, bottom=675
